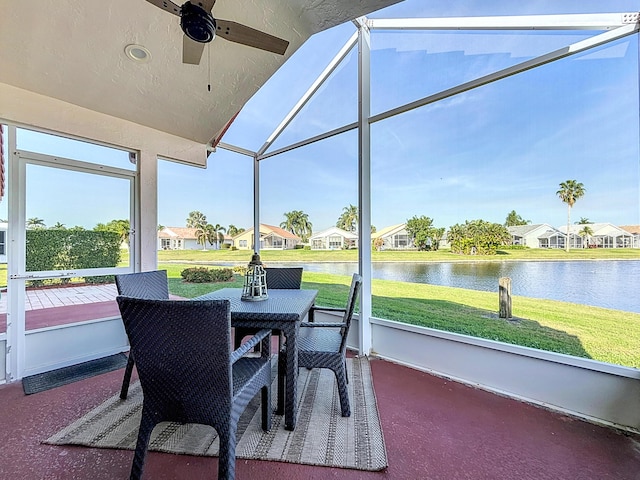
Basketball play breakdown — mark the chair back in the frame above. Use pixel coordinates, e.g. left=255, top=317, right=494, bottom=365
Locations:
left=115, top=270, right=169, bottom=300
left=116, top=297, right=233, bottom=424
left=265, top=267, right=303, bottom=289
left=339, top=274, right=362, bottom=352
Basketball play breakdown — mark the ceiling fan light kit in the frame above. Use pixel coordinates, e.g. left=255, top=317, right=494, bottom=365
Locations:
left=180, top=2, right=216, bottom=43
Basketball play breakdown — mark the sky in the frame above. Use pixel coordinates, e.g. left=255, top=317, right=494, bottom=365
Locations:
left=3, top=0, right=640, bottom=233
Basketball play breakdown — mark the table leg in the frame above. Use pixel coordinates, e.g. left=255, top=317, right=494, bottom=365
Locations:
left=276, top=331, right=286, bottom=415
left=282, top=326, right=298, bottom=430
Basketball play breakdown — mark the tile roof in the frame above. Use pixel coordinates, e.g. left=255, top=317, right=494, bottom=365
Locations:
left=158, top=227, right=199, bottom=239
left=234, top=224, right=301, bottom=241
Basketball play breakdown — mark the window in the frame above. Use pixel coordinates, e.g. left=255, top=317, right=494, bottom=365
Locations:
left=329, top=236, right=342, bottom=249
left=394, top=234, right=408, bottom=248
left=161, top=238, right=171, bottom=250
left=240, top=240, right=247, bottom=248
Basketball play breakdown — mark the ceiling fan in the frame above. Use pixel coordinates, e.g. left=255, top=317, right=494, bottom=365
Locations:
left=145, top=0, right=289, bottom=65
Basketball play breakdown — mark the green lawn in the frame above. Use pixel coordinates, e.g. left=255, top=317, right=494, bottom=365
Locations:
left=159, top=262, right=640, bottom=369
left=158, top=247, right=640, bottom=264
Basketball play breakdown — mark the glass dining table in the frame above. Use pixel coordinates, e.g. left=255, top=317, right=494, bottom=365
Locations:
left=196, top=287, right=318, bottom=430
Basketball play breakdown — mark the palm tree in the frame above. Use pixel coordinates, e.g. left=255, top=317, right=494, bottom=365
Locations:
left=280, top=210, right=312, bottom=243
left=557, top=180, right=586, bottom=252
left=26, top=217, right=46, bottom=229
left=576, top=217, right=590, bottom=225
left=209, top=224, right=226, bottom=249
left=336, top=204, right=358, bottom=233
left=504, top=210, right=531, bottom=227
left=186, top=211, right=207, bottom=229
left=195, top=227, right=208, bottom=250
left=50, top=222, right=66, bottom=229
left=578, top=225, right=594, bottom=249
left=227, top=224, right=239, bottom=237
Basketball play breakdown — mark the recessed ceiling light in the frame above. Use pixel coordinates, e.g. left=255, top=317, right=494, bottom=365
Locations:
left=124, top=44, right=151, bottom=63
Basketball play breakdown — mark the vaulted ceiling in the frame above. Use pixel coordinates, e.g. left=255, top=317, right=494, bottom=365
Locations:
left=0, top=0, right=401, bottom=147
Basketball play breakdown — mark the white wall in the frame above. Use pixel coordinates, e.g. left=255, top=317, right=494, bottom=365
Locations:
left=315, top=309, right=640, bottom=433
left=23, top=318, right=129, bottom=377
left=0, top=335, right=6, bottom=383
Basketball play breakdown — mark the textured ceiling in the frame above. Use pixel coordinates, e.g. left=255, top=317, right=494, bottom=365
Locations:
left=0, top=0, right=401, bottom=146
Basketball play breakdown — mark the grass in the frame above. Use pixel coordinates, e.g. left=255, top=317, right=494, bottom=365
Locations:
left=158, top=263, right=640, bottom=369
left=157, top=247, right=640, bottom=264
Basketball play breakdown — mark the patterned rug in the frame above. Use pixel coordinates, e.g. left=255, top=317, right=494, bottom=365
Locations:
left=45, top=356, right=387, bottom=471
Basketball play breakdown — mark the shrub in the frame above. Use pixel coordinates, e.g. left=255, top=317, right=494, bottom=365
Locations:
left=232, top=265, right=247, bottom=275
left=181, top=267, right=234, bottom=283
left=502, top=245, right=529, bottom=250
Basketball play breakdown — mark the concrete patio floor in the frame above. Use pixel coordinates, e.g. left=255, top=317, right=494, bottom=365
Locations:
left=2, top=354, right=640, bottom=479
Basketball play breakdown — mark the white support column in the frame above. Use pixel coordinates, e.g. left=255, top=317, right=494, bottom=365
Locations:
left=357, top=19, right=373, bottom=356
left=137, top=150, right=158, bottom=271
left=6, top=125, right=26, bottom=381
left=253, top=154, right=260, bottom=253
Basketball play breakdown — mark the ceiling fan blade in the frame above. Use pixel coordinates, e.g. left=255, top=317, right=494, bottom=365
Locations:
left=199, top=0, right=216, bottom=12
left=145, top=0, right=182, bottom=16
left=183, top=35, right=206, bottom=64
left=215, top=19, right=289, bottom=55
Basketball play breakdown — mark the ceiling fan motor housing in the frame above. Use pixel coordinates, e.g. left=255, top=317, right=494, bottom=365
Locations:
left=180, top=1, right=216, bottom=43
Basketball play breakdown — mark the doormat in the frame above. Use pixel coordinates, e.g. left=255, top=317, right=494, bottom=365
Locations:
left=22, top=353, right=128, bottom=395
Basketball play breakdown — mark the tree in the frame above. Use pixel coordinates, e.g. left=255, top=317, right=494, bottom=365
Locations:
left=194, top=227, right=208, bottom=250
left=504, top=210, right=530, bottom=227
left=578, top=225, right=594, bottom=248
left=50, top=222, right=66, bottom=229
left=26, top=217, right=46, bottom=229
left=208, top=223, right=226, bottom=248
left=575, top=217, right=590, bottom=225
left=280, top=210, right=313, bottom=243
left=447, top=219, right=511, bottom=255
left=186, top=211, right=207, bottom=229
left=336, top=204, right=358, bottom=233
left=227, top=224, right=239, bottom=237
left=95, top=219, right=131, bottom=245
left=557, top=180, right=586, bottom=252
left=430, top=227, right=445, bottom=251
left=405, top=215, right=434, bottom=251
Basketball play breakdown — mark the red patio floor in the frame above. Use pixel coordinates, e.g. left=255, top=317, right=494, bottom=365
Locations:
left=1, top=355, right=639, bottom=479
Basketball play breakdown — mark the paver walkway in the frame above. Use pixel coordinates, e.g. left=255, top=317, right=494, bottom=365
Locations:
left=0, top=284, right=118, bottom=314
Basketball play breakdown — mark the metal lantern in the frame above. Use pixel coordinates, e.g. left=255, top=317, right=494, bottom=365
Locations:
left=241, top=252, right=268, bottom=301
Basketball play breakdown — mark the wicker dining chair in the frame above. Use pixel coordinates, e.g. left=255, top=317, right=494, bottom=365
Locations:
left=114, top=270, right=169, bottom=399
left=116, top=296, right=272, bottom=480
left=233, top=267, right=303, bottom=350
left=278, top=273, right=361, bottom=417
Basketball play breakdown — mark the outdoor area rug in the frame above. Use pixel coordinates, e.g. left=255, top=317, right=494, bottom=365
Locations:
left=45, top=356, right=388, bottom=471
left=23, top=353, right=128, bottom=395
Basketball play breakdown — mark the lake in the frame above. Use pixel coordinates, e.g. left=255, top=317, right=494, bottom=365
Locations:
left=261, top=260, right=640, bottom=314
